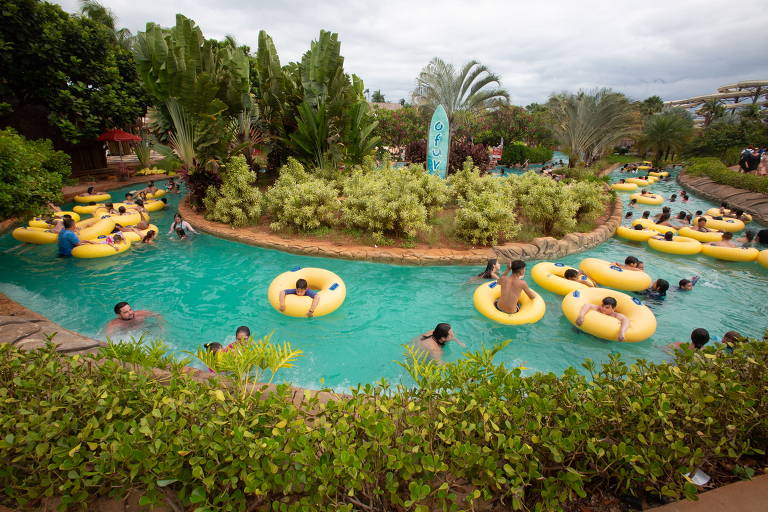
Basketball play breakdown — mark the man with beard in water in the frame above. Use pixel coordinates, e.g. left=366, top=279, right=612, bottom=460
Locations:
left=105, top=301, right=163, bottom=335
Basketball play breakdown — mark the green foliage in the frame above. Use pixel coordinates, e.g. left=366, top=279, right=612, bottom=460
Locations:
left=132, top=138, right=152, bottom=169
left=0, top=0, right=147, bottom=143
left=455, top=105, right=555, bottom=148
left=0, top=129, right=70, bottom=219
left=500, top=142, right=553, bottom=165
left=373, top=105, right=426, bottom=150
left=454, top=188, right=520, bottom=245
left=1, top=337, right=767, bottom=511
left=99, top=335, right=191, bottom=373
left=370, top=90, right=385, bottom=103
left=638, top=108, right=694, bottom=164
left=685, top=117, right=768, bottom=160
left=446, top=158, right=505, bottom=203
left=685, top=157, right=768, bottom=194
left=569, top=180, right=609, bottom=223
left=202, top=155, right=262, bottom=227
left=263, top=158, right=341, bottom=232
left=341, top=162, right=449, bottom=238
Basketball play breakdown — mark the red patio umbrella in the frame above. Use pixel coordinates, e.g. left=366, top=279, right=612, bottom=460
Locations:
left=97, top=129, right=141, bottom=170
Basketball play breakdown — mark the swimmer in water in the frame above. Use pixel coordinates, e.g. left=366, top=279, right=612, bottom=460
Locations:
left=414, top=323, right=465, bottom=363
left=104, top=301, right=162, bottom=335
left=496, top=260, right=536, bottom=314
left=474, top=258, right=501, bottom=280
left=279, top=278, right=321, bottom=317
left=563, top=268, right=596, bottom=287
left=575, top=296, right=630, bottom=342
left=678, top=276, right=699, bottom=291
left=708, top=232, right=736, bottom=247
left=611, top=255, right=644, bottom=271
left=667, top=328, right=710, bottom=352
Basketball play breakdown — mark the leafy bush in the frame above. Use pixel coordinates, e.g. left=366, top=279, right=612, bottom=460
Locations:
left=341, top=163, right=449, bottom=238
left=508, top=173, right=590, bottom=236
left=202, top=155, right=262, bottom=227
left=99, top=336, right=191, bottom=373
left=501, top=142, right=553, bottom=165
left=263, top=158, right=341, bottom=232
left=685, top=157, right=768, bottom=194
left=0, top=128, right=70, bottom=219
left=1, top=338, right=767, bottom=511
left=447, top=158, right=509, bottom=203
left=721, top=146, right=744, bottom=167
left=454, top=189, right=520, bottom=245
left=569, top=180, right=611, bottom=223
left=404, top=138, right=491, bottom=174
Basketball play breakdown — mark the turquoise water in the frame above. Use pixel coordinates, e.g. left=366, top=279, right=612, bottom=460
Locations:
left=0, top=169, right=766, bottom=391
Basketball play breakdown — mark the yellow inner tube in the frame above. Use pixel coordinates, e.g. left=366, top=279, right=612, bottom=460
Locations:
left=531, top=261, right=593, bottom=296
left=473, top=280, right=546, bottom=325
left=647, top=235, right=701, bottom=255
left=93, top=210, right=144, bottom=227
left=611, top=183, right=638, bottom=192
left=75, top=217, right=116, bottom=240
left=73, top=204, right=105, bottom=215
left=758, top=249, right=768, bottom=268
left=267, top=267, right=346, bottom=318
left=143, top=199, right=166, bottom=212
left=632, top=218, right=677, bottom=235
left=122, top=224, right=159, bottom=243
left=678, top=226, right=722, bottom=243
left=73, top=193, right=111, bottom=203
left=28, top=211, right=81, bottom=228
left=704, top=208, right=752, bottom=223
left=636, top=165, right=652, bottom=170
left=12, top=227, right=57, bottom=244
left=626, top=177, right=654, bottom=186
left=649, top=171, right=669, bottom=177
left=72, top=238, right=131, bottom=259
left=699, top=215, right=744, bottom=233
left=630, top=193, right=664, bottom=205
left=615, top=225, right=656, bottom=242
left=146, top=189, right=166, bottom=199
left=561, top=288, right=656, bottom=342
left=700, top=244, right=758, bottom=262
left=579, top=258, right=652, bottom=292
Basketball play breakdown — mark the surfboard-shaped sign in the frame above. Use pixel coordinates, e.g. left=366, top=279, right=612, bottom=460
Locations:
left=426, top=104, right=450, bottom=178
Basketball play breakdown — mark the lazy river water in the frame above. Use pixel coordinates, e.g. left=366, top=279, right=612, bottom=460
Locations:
left=0, top=168, right=766, bottom=391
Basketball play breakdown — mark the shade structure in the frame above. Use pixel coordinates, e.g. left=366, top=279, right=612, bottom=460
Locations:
left=97, top=129, right=141, bottom=142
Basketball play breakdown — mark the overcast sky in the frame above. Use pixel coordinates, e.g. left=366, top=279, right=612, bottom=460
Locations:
left=54, top=0, right=768, bottom=106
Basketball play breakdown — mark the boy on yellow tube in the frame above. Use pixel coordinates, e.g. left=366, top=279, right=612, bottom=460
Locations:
left=279, top=279, right=321, bottom=317
left=497, top=260, right=536, bottom=314
left=576, top=296, right=630, bottom=342
left=564, top=268, right=596, bottom=287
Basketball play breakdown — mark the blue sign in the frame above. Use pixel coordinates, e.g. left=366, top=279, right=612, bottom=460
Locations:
left=426, top=104, right=450, bottom=178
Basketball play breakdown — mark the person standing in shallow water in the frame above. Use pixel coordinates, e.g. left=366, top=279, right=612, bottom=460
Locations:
left=105, top=301, right=163, bottom=335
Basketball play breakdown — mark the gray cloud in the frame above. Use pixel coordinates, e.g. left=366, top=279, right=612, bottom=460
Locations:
left=54, top=0, right=768, bottom=105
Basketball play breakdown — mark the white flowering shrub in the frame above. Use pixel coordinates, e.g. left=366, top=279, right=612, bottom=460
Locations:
left=203, top=155, right=262, bottom=227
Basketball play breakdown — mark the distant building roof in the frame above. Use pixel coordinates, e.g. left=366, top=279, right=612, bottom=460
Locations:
left=369, top=102, right=403, bottom=111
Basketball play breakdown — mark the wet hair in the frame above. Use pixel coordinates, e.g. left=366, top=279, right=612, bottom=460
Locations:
left=625, top=256, right=640, bottom=266
left=118, top=206, right=127, bottom=214
left=88, top=201, right=96, bottom=206
left=235, top=326, right=251, bottom=338
left=629, top=199, right=637, bottom=204
left=663, top=231, right=674, bottom=241
left=658, top=213, right=670, bottom=223
left=87, top=186, right=94, bottom=194
left=655, top=279, right=669, bottom=294
left=478, top=258, right=498, bottom=278
left=174, top=213, right=183, bottom=221
left=510, top=260, right=526, bottom=274
left=422, top=323, right=452, bottom=346
left=690, top=328, right=710, bottom=349
left=662, top=206, right=671, bottom=213
left=696, top=217, right=707, bottom=224
left=633, top=224, right=644, bottom=230
left=63, top=218, right=76, bottom=229
left=619, top=178, right=625, bottom=183
left=676, top=211, right=687, bottom=220
left=564, top=268, right=578, bottom=279
left=135, top=199, right=144, bottom=207
left=113, top=301, right=129, bottom=314
left=642, top=211, right=651, bottom=219
left=624, top=212, right=633, bottom=219
left=204, top=342, right=222, bottom=353
left=695, top=210, right=703, bottom=216
left=735, top=209, right=744, bottom=217
left=745, top=230, right=755, bottom=242
left=62, top=214, right=72, bottom=220
left=720, top=202, right=728, bottom=208
left=679, top=278, right=691, bottom=288
left=722, top=331, right=743, bottom=346
left=601, top=297, right=618, bottom=308
left=106, top=202, right=114, bottom=209
left=175, top=227, right=186, bottom=238
left=686, top=214, right=693, bottom=222
left=125, top=192, right=133, bottom=199
left=722, top=232, right=733, bottom=240
left=295, top=278, right=308, bottom=289
left=161, top=198, right=168, bottom=204
left=141, top=230, right=155, bottom=243
left=113, top=232, right=123, bottom=243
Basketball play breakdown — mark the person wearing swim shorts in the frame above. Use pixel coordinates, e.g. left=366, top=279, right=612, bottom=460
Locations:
left=496, top=260, right=536, bottom=314
left=576, top=296, right=630, bottom=342
left=279, top=278, right=321, bottom=317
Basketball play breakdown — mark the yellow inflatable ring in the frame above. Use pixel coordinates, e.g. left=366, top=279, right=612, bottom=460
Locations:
left=73, top=203, right=105, bottom=215
left=705, top=208, right=752, bottom=222
left=636, top=165, right=652, bottom=171
left=122, top=224, right=159, bottom=243
left=632, top=218, right=677, bottom=235
left=758, top=249, right=768, bottom=268
left=267, top=267, right=346, bottom=318
left=531, top=262, right=593, bottom=296
left=72, top=238, right=131, bottom=258
left=579, top=258, right=652, bottom=291
left=142, top=199, right=166, bottom=212
left=75, top=217, right=116, bottom=241
left=700, top=244, right=759, bottom=262
left=561, top=288, right=656, bottom=342
left=73, top=193, right=111, bottom=203
left=93, top=210, right=144, bottom=227
left=472, top=280, right=546, bottom=325
left=699, top=215, right=744, bottom=233
left=647, top=235, right=701, bottom=255
left=625, top=177, right=654, bottom=186
left=12, top=227, right=57, bottom=244
left=28, top=211, right=81, bottom=228
left=678, top=227, right=722, bottom=243
left=611, top=183, right=638, bottom=192
left=649, top=171, right=669, bottom=177
left=146, top=189, right=166, bottom=199
left=616, top=226, right=656, bottom=242
left=630, top=193, right=664, bottom=205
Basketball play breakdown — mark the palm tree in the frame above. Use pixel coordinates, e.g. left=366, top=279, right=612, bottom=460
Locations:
left=699, top=99, right=724, bottom=127
left=639, top=108, right=693, bottom=164
left=547, top=89, right=638, bottom=167
left=80, top=0, right=133, bottom=49
left=639, top=95, right=664, bottom=116
left=412, top=58, right=510, bottom=125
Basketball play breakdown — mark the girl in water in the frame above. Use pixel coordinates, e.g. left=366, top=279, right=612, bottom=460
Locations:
left=474, top=258, right=500, bottom=281
left=415, top=323, right=465, bottom=362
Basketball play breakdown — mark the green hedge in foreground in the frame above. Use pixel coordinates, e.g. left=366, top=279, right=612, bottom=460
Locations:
left=685, top=157, right=768, bottom=194
left=0, top=341, right=766, bottom=511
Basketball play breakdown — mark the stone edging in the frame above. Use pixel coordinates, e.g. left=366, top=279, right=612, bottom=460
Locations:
left=179, top=194, right=623, bottom=266
left=677, top=172, right=768, bottom=226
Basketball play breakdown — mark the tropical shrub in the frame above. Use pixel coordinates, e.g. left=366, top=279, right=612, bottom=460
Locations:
left=404, top=138, right=491, bottom=174
left=454, top=189, right=520, bottom=245
left=685, top=157, right=768, bottom=194
left=99, top=336, right=191, bottom=373
left=341, top=164, right=449, bottom=238
left=263, top=158, right=341, bottom=232
left=501, top=143, right=553, bottom=165
left=1, top=338, right=767, bottom=511
left=569, top=180, right=611, bottom=223
left=447, top=158, right=509, bottom=203
left=202, top=155, right=262, bottom=227
left=0, top=128, right=70, bottom=219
